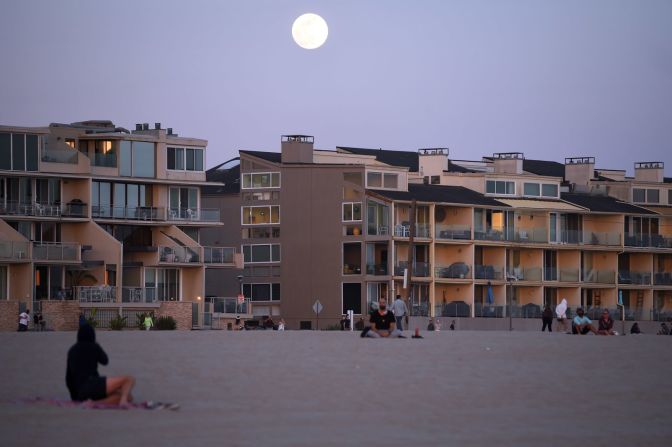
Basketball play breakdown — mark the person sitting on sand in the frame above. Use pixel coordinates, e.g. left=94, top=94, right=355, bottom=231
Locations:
left=427, top=318, right=435, bottom=331
left=365, top=298, right=405, bottom=338
left=657, top=322, right=669, bottom=335
left=66, top=324, right=135, bottom=406
left=597, top=309, right=616, bottom=335
left=630, top=322, right=641, bottom=334
left=572, top=308, right=598, bottom=335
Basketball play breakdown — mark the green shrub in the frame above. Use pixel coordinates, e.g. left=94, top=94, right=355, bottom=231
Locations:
left=155, top=315, right=177, bottom=330
left=109, top=315, right=127, bottom=331
left=86, top=308, right=98, bottom=328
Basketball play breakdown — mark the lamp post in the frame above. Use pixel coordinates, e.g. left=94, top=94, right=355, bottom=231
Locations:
left=506, top=274, right=516, bottom=331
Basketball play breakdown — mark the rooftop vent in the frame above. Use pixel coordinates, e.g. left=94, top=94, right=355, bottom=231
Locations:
left=142, top=123, right=149, bottom=131
left=167, top=128, right=173, bottom=135
left=135, top=124, right=142, bottom=131
left=493, top=152, right=524, bottom=160
left=418, top=148, right=449, bottom=156
left=154, top=122, right=161, bottom=130
left=282, top=135, right=314, bottom=144
left=565, top=157, right=595, bottom=165
left=635, top=161, right=664, bottom=169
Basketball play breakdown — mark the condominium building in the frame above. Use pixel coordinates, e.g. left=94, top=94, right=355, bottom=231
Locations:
left=0, top=120, right=241, bottom=331
left=203, top=136, right=672, bottom=329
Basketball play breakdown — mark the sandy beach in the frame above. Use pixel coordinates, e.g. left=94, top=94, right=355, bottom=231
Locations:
left=0, top=330, right=669, bottom=447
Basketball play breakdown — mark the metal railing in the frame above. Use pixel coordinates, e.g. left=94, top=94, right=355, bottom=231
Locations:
left=559, top=268, right=580, bottom=282
left=208, top=297, right=251, bottom=315
left=474, top=229, right=508, bottom=241
left=394, top=261, right=431, bottom=277
left=62, top=202, right=88, bottom=217
left=0, top=240, right=30, bottom=260
left=92, top=205, right=165, bottom=221
left=556, top=230, right=583, bottom=244
left=366, top=263, right=388, bottom=275
left=159, top=245, right=201, bottom=263
left=624, top=234, right=672, bottom=248
left=618, top=270, right=652, bottom=285
left=582, top=231, right=621, bottom=246
left=582, top=269, right=615, bottom=284
left=435, top=264, right=472, bottom=279
left=394, top=223, right=431, bottom=238
left=32, top=242, right=80, bottom=261
left=367, top=225, right=389, bottom=236
left=474, top=304, right=505, bottom=318
left=512, top=227, right=547, bottom=243
left=435, top=302, right=472, bottom=317
left=474, top=265, right=503, bottom=280
left=435, top=224, right=471, bottom=240
left=167, top=208, right=220, bottom=222
left=653, top=273, right=672, bottom=285
left=0, top=201, right=60, bottom=217
left=203, top=247, right=236, bottom=264
left=121, top=287, right=158, bottom=304
left=77, top=286, right=117, bottom=303
left=507, top=267, right=542, bottom=281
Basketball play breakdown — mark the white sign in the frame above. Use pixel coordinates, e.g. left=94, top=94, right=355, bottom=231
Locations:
left=312, top=300, right=323, bottom=315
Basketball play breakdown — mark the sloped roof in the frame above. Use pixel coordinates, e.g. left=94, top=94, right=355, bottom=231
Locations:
left=239, top=150, right=282, bottom=164
left=338, top=147, right=419, bottom=171
left=522, top=159, right=565, bottom=178
left=370, top=184, right=509, bottom=207
left=561, top=193, right=657, bottom=215
left=203, top=160, right=240, bottom=194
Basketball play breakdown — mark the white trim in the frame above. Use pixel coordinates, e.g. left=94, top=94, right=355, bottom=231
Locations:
left=485, top=179, right=516, bottom=196
left=240, top=205, right=280, bottom=225
left=241, top=171, right=281, bottom=189
left=342, top=202, right=362, bottom=222
left=166, top=146, right=205, bottom=172
left=242, top=243, right=281, bottom=264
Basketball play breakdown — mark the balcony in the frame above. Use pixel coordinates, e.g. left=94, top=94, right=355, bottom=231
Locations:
left=559, top=268, right=580, bottom=282
left=507, top=267, right=542, bottom=281
left=618, top=270, right=652, bottom=285
left=435, top=263, right=471, bottom=279
left=653, top=272, right=672, bottom=286
left=93, top=206, right=165, bottom=221
left=62, top=201, right=88, bottom=218
left=0, top=240, right=30, bottom=261
left=581, top=269, right=615, bottom=284
left=121, top=287, right=158, bottom=304
left=92, top=153, right=117, bottom=167
left=168, top=208, right=220, bottom=222
left=366, top=263, right=388, bottom=275
left=474, top=229, right=508, bottom=242
left=203, top=247, right=236, bottom=265
left=583, top=231, right=621, bottom=246
left=210, top=297, right=251, bottom=315
left=394, top=223, right=430, bottom=238
left=624, top=234, right=672, bottom=249
left=512, top=227, right=547, bottom=243
left=0, top=201, right=61, bottom=217
left=32, top=242, right=81, bottom=262
left=435, top=224, right=471, bottom=240
left=394, top=261, right=431, bottom=277
left=474, top=264, right=503, bottom=280
left=557, top=230, right=583, bottom=244
left=77, top=286, right=117, bottom=303
left=42, top=148, right=78, bottom=164
left=159, top=246, right=200, bottom=264
left=544, top=268, right=558, bottom=281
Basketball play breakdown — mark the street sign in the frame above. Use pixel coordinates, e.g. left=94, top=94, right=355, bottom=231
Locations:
left=237, top=294, right=245, bottom=304
left=312, top=300, right=323, bottom=315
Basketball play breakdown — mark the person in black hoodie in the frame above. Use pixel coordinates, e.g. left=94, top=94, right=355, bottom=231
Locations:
left=66, top=324, right=135, bottom=405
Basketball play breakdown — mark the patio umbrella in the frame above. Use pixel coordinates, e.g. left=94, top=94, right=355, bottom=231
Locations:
left=618, top=290, right=623, bottom=306
left=486, top=284, right=494, bottom=306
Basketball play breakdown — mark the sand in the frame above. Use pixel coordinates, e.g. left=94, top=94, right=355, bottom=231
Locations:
left=0, top=330, right=669, bottom=446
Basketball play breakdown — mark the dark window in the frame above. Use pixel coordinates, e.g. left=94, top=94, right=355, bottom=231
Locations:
left=524, top=183, right=540, bottom=196
left=633, top=188, right=645, bottom=202
left=26, top=135, right=38, bottom=171
left=0, top=133, right=10, bottom=170
left=669, top=189, right=672, bottom=205
left=12, top=134, right=25, bottom=170
left=646, top=189, right=659, bottom=204
left=272, top=283, right=280, bottom=301
left=542, top=184, right=558, bottom=197
left=342, top=283, right=362, bottom=314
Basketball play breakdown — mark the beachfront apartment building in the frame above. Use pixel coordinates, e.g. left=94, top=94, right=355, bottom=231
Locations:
left=202, top=136, right=672, bottom=329
left=0, top=120, right=242, bottom=331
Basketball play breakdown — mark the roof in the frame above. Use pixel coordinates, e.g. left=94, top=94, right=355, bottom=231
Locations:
left=496, top=198, right=585, bottom=211
left=665, top=177, right=672, bottom=184
left=522, top=159, right=565, bottom=178
left=446, top=161, right=475, bottom=173
left=239, top=150, right=282, bottom=164
left=561, top=193, right=658, bottom=215
left=369, top=184, right=509, bottom=207
left=203, top=159, right=240, bottom=194
left=338, top=147, right=419, bottom=171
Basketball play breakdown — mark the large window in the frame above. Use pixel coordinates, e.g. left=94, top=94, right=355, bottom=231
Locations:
left=366, top=171, right=399, bottom=189
left=81, top=140, right=117, bottom=168
left=0, top=132, right=38, bottom=171
left=486, top=180, right=515, bottom=195
left=647, top=189, right=660, bottom=204
left=633, top=188, right=661, bottom=204
left=242, top=172, right=280, bottom=189
left=93, top=181, right=152, bottom=217
left=145, top=268, right=180, bottom=301
left=367, top=200, right=389, bottom=236
left=633, top=188, right=645, bottom=203
left=241, top=205, right=280, bottom=225
left=342, top=283, right=362, bottom=314
left=120, top=141, right=155, bottom=177
left=243, top=283, right=280, bottom=301
left=523, top=183, right=540, bottom=196
left=167, top=147, right=204, bottom=172
left=523, top=182, right=559, bottom=198
left=169, top=187, right=198, bottom=217
left=36, top=178, right=61, bottom=205
left=342, top=202, right=362, bottom=222
left=243, top=244, right=280, bottom=263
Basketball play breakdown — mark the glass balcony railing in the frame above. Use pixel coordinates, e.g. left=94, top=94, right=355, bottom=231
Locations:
left=559, top=268, right=580, bottom=282
left=624, top=234, right=672, bottom=248
left=159, top=246, right=200, bottom=263
left=92, top=153, right=117, bottom=167
left=168, top=208, right=220, bottom=222
left=203, top=247, right=236, bottom=264
left=393, top=223, right=430, bottom=238
left=583, top=231, right=621, bottom=246
left=365, top=263, right=388, bottom=275
left=0, top=240, right=30, bottom=260
left=77, top=286, right=117, bottom=303
left=209, top=297, right=251, bottom=315
left=512, top=227, right=547, bottom=243
left=582, top=269, right=615, bottom=284
left=474, top=264, right=503, bottom=280
left=41, top=148, right=78, bottom=164
left=507, top=267, right=542, bottom=281
left=121, top=287, right=157, bottom=304
left=435, top=264, right=471, bottom=279
left=544, top=268, right=558, bottom=281
left=618, top=270, right=652, bottom=285
left=394, top=261, right=431, bottom=277
left=32, top=242, right=80, bottom=261
left=92, top=206, right=165, bottom=221
left=653, top=272, right=672, bottom=285
left=435, top=224, right=471, bottom=240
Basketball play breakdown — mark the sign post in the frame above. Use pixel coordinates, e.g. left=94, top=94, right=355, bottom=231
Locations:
left=312, top=299, right=323, bottom=330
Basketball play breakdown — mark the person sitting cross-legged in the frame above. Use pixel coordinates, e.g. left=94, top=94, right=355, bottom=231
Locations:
left=365, top=298, right=405, bottom=338
left=572, top=308, right=598, bottom=335
left=597, top=309, right=616, bottom=335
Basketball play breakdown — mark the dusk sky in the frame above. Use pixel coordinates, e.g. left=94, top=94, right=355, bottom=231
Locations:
left=2, top=0, right=671, bottom=175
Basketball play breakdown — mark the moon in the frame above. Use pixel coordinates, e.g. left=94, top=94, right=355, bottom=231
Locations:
left=292, top=13, right=328, bottom=50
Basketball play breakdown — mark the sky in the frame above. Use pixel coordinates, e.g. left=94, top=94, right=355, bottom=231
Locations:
left=1, top=0, right=671, bottom=175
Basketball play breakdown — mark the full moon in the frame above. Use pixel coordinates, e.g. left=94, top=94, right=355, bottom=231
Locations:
left=292, top=13, right=328, bottom=50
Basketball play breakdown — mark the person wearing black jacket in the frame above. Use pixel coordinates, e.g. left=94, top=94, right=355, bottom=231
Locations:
left=66, top=324, right=135, bottom=405
left=541, top=306, right=554, bottom=332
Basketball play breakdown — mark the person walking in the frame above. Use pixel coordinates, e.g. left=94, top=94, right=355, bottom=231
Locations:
left=392, top=295, right=408, bottom=332
left=542, top=306, right=553, bottom=332
left=18, top=309, right=30, bottom=332
left=143, top=314, right=153, bottom=331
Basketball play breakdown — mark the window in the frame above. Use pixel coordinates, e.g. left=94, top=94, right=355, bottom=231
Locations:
left=241, top=205, right=280, bottom=225
left=633, top=188, right=645, bottom=203
left=669, top=189, right=672, bottom=205
left=242, top=227, right=280, bottom=239
left=243, top=283, right=281, bottom=301
left=241, top=172, right=280, bottom=189
left=367, top=171, right=399, bottom=189
left=383, top=173, right=398, bottom=188
left=367, top=200, right=389, bottom=236
left=343, top=172, right=363, bottom=186
left=87, top=140, right=116, bottom=168
left=367, top=172, right=382, bottom=188
left=342, top=202, right=362, bottom=222
left=342, top=283, right=362, bottom=314
left=542, top=184, right=558, bottom=198
left=145, top=268, right=180, bottom=301
left=646, top=189, right=660, bottom=204
left=486, top=180, right=515, bottom=195
left=523, top=183, right=540, bottom=196
left=0, top=132, right=38, bottom=171
left=242, top=191, right=279, bottom=201
left=169, top=187, right=198, bottom=217
left=167, top=147, right=204, bottom=172
left=243, top=244, right=280, bottom=263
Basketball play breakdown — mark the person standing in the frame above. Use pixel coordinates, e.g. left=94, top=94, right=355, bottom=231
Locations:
left=18, top=309, right=30, bottom=332
left=143, top=314, right=153, bottom=331
left=541, top=306, right=553, bottom=332
left=392, top=295, right=408, bottom=332
left=555, top=298, right=568, bottom=332
left=365, top=298, right=405, bottom=338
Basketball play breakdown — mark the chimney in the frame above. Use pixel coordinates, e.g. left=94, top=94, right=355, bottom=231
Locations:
left=154, top=122, right=161, bottom=130
left=167, top=128, right=173, bottom=135
left=493, top=152, right=523, bottom=174
left=565, top=157, right=595, bottom=188
left=135, top=124, right=142, bottom=131
left=634, top=162, right=664, bottom=183
left=418, top=148, right=449, bottom=178
left=143, top=123, right=149, bottom=131
left=281, top=135, right=314, bottom=163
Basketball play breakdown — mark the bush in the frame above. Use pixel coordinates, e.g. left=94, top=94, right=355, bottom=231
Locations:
left=86, top=308, right=98, bottom=328
left=155, top=315, right=177, bottom=330
left=109, top=315, right=127, bottom=331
